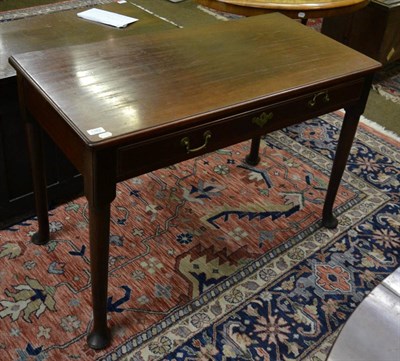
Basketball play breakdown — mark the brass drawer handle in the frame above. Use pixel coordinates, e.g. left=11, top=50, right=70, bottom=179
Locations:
left=180, top=130, right=212, bottom=154
left=308, top=91, right=330, bottom=107
left=252, top=111, right=273, bottom=128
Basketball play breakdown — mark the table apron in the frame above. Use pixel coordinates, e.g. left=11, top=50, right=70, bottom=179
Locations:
left=22, top=77, right=87, bottom=174
left=116, top=78, right=365, bottom=181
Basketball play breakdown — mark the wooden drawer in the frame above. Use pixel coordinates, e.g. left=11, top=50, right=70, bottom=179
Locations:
left=117, top=79, right=364, bottom=180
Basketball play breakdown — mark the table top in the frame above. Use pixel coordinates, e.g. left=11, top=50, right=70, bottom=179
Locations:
left=0, top=0, right=219, bottom=79
left=10, top=13, right=380, bottom=148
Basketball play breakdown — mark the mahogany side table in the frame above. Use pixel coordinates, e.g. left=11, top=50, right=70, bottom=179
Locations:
left=10, top=13, right=380, bottom=349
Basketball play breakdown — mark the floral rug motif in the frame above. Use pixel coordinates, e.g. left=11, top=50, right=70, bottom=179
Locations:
left=373, top=60, right=400, bottom=104
left=0, top=111, right=399, bottom=361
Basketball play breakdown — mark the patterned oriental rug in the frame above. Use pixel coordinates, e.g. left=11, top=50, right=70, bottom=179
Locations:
left=372, top=60, right=400, bottom=104
left=0, top=111, right=399, bottom=360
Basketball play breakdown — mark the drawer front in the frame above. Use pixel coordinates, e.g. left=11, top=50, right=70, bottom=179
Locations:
left=246, top=79, right=364, bottom=134
left=117, top=79, right=364, bottom=180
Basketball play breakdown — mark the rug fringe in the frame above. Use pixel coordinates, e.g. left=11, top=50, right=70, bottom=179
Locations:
left=372, top=85, right=400, bottom=104
left=335, top=109, right=400, bottom=142
left=360, top=115, right=400, bottom=142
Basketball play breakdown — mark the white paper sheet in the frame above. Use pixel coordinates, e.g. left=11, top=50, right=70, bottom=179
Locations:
left=77, top=8, right=138, bottom=28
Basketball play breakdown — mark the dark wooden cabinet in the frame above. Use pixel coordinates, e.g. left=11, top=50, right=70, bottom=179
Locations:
left=0, top=77, right=83, bottom=229
left=321, top=0, right=400, bottom=64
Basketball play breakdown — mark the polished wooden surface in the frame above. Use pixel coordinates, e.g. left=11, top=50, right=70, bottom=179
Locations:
left=197, top=0, right=369, bottom=18
left=0, top=0, right=220, bottom=227
left=0, top=1, right=218, bottom=79
left=10, top=13, right=378, bottom=150
left=11, top=13, right=380, bottom=349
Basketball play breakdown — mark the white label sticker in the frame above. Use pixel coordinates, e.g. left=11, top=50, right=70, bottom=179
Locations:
left=87, top=127, right=106, bottom=136
left=99, top=132, right=112, bottom=139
